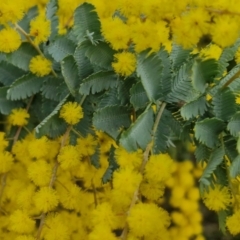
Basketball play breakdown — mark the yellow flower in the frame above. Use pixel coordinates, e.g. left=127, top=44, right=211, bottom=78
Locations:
left=30, top=15, right=51, bottom=45
left=89, top=224, right=118, bottom=240
left=34, top=187, right=59, bottom=213
left=0, top=132, right=8, bottom=151
left=76, top=134, right=98, bottom=156
left=0, top=1, right=24, bottom=24
left=140, top=180, right=165, bottom=201
left=29, top=55, right=52, bottom=77
left=15, top=235, right=35, bottom=240
left=112, top=52, right=136, bottom=77
left=60, top=102, right=84, bottom=125
left=43, top=214, right=70, bottom=240
left=203, top=184, right=232, bottom=211
left=27, top=136, right=50, bottom=159
left=0, top=151, right=14, bottom=173
left=27, top=159, right=52, bottom=186
left=8, top=210, right=35, bottom=234
left=0, top=27, right=21, bottom=53
left=127, top=203, right=170, bottom=237
left=144, top=153, right=173, bottom=183
left=226, top=210, right=240, bottom=235
left=200, top=44, right=222, bottom=60
left=8, top=108, right=30, bottom=126
left=58, top=145, right=82, bottom=170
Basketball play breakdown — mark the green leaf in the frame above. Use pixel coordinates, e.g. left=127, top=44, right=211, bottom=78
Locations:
left=0, top=87, right=22, bottom=115
left=41, top=77, right=64, bottom=101
left=98, top=88, right=121, bottom=109
left=130, top=81, right=149, bottom=110
left=90, top=146, right=100, bottom=168
left=73, top=3, right=102, bottom=43
left=35, top=95, right=69, bottom=138
left=230, top=155, right=240, bottom=178
left=102, top=145, right=119, bottom=184
left=212, top=88, right=237, bottom=121
left=120, top=106, right=154, bottom=151
left=170, top=44, right=191, bottom=70
left=61, top=55, right=80, bottom=96
left=223, top=135, right=238, bottom=162
left=79, top=71, right=118, bottom=95
left=137, top=50, right=163, bottom=102
left=200, top=146, right=225, bottom=185
left=93, top=105, right=131, bottom=139
left=180, top=96, right=208, bottom=120
left=195, top=143, right=211, bottom=163
left=74, top=44, right=93, bottom=79
left=167, top=63, right=200, bottom=103
left=217, top=38, right=240, bottom=77
left=191, top=59, right=219, bottom=93
left=7, top=73, right=45, bottom=100
left=6, top=43, right=38, bottom=71
left=217, top=210, right=228, bottom=234
left=152, top=109, right=172, bottom=154
left=227, top=112, right=240, bottom=137
left=194, top=118, right=225, bottom=148
left=0, top=61, right=26, bottom=86
left=47, top=36, right=75, bottom=62
left=46, top=0, right=59, bottom=41
left=210, top=65, right=240, bottom=96
left=83, top=40, right=116, bottom=70
left=118, top=77, right=136, bottom=106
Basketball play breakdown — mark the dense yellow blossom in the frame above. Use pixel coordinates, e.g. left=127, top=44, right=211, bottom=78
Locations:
left=0, top=132, right=8, bottom=151
left=29, top=14, right=51, bottom=45
left=203, top=184, right=232, bottom=211
left=29, top=55, right=52, bottom=77
left=60, top=102, right=84, bottom=125
left=226, top=210, right=240, bottom=235
left=0, top=151, right=14, bottom=173
left=0, top=27, right=21, bottom=53
left=112, top=52, right=136, bottom=77
left=34, top=187, right=59, bottom=212
left=27, top=136, right=50, bottom=159
left=8, top=210, right=35, bottom=234
left=8, top=108, right=30, bottom=126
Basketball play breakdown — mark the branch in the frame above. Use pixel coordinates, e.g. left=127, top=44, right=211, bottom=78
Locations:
left=120, top=102, right=167, bottom=239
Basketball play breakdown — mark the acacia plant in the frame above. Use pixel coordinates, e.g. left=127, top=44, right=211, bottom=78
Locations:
left=1, top=0, right=240, bottom=239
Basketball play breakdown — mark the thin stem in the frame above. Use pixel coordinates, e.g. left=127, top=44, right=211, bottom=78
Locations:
left=15, top=24, right=58, bottom=78
left=71, top=127, right=82, bottom=138
left=120, top=102, right=167, bottom=239
left=36, top=126, right=72, bottom=240
left=79, top=95, right=87, bottom=106
left=222, top=70, right=240, bottom=89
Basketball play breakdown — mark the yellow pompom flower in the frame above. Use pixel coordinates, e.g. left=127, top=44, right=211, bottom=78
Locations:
left=0, top=151, right=14, bottom=173
left=76, top=134, right=98, bottom=156
left=113, top=167, right=142, bottom=195
left=0, top=27, right=21, bottom=53
left=30, top=15, right=51, bottom=45
left=140, top=180, right=165, bottom=201
left=127, top=203, right=170, bottom=237
left=203, top=184, right=232, bottom=211
left=8, top=210, right=35, bottom=234
left=57, top=145, right=82, bottom=170
left=0, top=132, right=8, bottom=151
left=226, top=210, right=240, bottom=235
left=112, top=52, right=136, bottom=77
left=43, top=214, right=70, bottom=240
left=27, top=159, right=52, bottom=186
left=8, top=108, right=30, bottom=126
left=60, top=102, right=84, bottom=125
left=15, top=235, right=35, bottom=240
left=0, top=1, right=24, bottom=24
left=89, top=224, right=118, bottom=240
left=200, top=44, right=222, bottom=60
left=34, top=187, right=59, bottom=213
left=144, top=153, right=173, bottom=183
left=29, top=55, right=52, bottom=77
left=28, top=136, right=50, bottom=159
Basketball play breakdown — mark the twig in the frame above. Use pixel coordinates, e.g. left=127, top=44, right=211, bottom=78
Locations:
left=120, top=102, right=167, bottom=239
left=15, top=24, right=58, bottom=78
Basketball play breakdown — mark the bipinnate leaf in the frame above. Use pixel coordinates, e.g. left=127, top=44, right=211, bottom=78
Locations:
left=119, top=106, right=154, bottom=151
left=200, top=146, right=225, bottom=185
left=194, top=118, right=225, bottom=148
left=227, top=112, right=240, bottom=137
left=93, top=105, right=131, bottom=139
left=79, top=71, right=118, bottom=95
left=230, top=155, right=240, bottom=178
left=7, top=73, right=45, bottom=100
